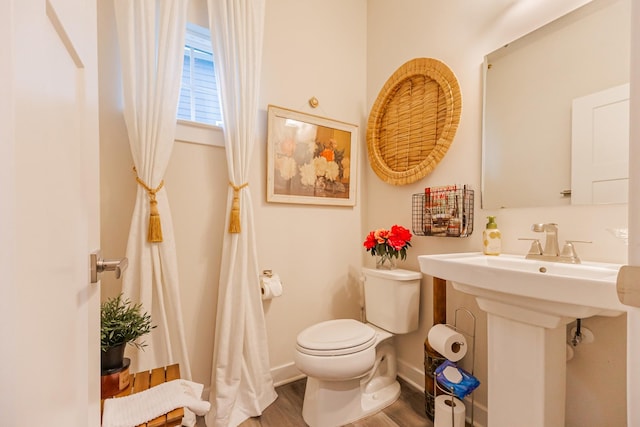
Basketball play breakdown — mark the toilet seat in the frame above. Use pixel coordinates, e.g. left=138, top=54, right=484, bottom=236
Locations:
left=296, top=319, right=376, bottom=356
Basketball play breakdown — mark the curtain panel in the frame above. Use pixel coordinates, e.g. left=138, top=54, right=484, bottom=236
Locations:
left=113, top=3, right=194, bottom=426
left=205, top=1, right=277, bottom=426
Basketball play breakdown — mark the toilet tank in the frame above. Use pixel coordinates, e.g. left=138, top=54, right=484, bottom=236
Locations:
left=362, top=268, right=421, bottom=334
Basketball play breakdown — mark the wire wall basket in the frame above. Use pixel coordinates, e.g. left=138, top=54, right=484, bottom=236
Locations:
left=412, top=186, right=474, bottom=237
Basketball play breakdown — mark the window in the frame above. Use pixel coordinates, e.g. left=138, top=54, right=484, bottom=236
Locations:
left=177, top=23, right=223, bottom=128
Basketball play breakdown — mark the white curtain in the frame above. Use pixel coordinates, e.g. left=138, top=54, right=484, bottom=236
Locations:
left=114, top=0, right=193, bottom=400
left=205, top=1, right=277, bottom=426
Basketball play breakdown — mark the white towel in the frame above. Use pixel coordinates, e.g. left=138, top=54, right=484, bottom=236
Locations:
left=102, top=379, right=211, bottom=427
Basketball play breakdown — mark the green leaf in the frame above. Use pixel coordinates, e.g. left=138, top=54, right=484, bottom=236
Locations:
left=100, top=293, right=156, bottom=352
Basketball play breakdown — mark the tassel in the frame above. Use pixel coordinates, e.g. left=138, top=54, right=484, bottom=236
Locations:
left=228, top=182, right=249, bottom=234
left=229, top=196, right=241, bottom=233
left=147, top=198, right=163, bottom=242
left=134, top=167, right=165, bottom=243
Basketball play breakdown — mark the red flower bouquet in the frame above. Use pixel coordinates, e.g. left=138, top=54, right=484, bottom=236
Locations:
left=363, top=225, right=412, bottom=267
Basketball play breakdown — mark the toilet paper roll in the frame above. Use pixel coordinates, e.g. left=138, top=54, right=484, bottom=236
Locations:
left=428, top=324, right=467, bottom=362
left=260, top=274, right=283, bottom=300
left=434, top=395, right=465, bottom=427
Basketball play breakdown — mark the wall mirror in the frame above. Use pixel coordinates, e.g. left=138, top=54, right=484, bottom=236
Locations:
left=481, top=0, right=630, bottom=209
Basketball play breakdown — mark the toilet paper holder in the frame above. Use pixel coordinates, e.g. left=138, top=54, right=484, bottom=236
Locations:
left=260, top=270, right=283, bottom=300
left=433, top=307, right=477, bottom=427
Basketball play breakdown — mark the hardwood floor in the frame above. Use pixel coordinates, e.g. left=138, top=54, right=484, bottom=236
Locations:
left=198, top=377, right=433, bottom=426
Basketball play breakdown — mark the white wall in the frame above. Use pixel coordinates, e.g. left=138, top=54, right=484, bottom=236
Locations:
left=257, top=0, right=367, bottom=383
left=99, top=1, right=628, bottom=426
left=367, top=1, right=628, bottom=426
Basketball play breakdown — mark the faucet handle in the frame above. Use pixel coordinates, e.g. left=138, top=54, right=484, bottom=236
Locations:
left=560, top=240, right=591, bottom=264
left=519, top=238, right=543, bottom=255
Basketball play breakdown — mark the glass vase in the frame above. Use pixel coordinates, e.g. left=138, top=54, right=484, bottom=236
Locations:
left=375, top=254, right=397, bottom=270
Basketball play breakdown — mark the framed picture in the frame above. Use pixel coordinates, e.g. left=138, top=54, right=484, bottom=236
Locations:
left=266, top=105, right=358, bottom=206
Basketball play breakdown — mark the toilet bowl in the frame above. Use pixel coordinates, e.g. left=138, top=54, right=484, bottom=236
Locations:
left=294, top=268, right=421, bottom=427
left=295, top=319, right=377, bottom=380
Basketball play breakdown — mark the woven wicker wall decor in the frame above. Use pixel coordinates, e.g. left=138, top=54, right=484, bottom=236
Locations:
left=367, top=58, right=462, bottom=185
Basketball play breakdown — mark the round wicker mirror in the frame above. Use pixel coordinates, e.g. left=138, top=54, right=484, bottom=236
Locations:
left=366, top=58, right=462, bottom=185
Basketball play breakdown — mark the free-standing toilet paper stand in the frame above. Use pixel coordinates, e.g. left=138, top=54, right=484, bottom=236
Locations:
left=434, top=308, right=476, bottom=427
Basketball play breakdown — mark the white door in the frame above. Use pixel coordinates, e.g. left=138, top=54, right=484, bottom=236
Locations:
left=0, top=1, right=101, bottom=426
left=571, top=83, right=630, bottom=205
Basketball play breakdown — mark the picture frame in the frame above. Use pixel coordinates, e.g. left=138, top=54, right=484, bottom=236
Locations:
left=266, top=105, right=358, bottom=206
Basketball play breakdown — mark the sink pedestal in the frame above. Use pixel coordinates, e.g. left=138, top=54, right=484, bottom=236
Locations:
left=481, top=298, right=567, bottom=427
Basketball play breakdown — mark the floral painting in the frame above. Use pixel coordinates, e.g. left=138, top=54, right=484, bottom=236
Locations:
left=267, top=105, right=358, bottom=206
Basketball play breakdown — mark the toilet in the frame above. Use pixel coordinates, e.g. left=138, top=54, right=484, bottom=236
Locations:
left=294, top=267, right=422, bottom=427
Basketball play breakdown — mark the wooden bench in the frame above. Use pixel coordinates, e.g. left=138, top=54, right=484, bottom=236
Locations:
left=102, top=364, right=184, bottom=427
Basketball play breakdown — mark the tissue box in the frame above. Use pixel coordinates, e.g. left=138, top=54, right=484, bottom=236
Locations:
left=435, top=360, right=480, bottom=399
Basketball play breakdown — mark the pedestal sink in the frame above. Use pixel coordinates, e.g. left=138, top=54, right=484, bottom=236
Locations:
left=418, top=252, right=627, bottom=427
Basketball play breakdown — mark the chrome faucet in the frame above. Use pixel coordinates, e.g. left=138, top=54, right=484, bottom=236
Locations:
left=522, top=223, right=589, bottom=264
left=532, top=223, right=559, bottom=257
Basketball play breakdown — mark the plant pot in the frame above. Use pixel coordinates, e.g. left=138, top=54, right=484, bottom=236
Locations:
left=101, top=343, right=126, bottom=373
left=101, top=357, right=131, bottom=399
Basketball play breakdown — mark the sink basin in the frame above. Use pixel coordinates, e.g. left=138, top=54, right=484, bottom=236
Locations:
left=418, top=252, right=627, bottom=323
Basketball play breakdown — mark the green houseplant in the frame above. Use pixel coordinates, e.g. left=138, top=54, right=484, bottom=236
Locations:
left=100, top=293, right=155, bottom=372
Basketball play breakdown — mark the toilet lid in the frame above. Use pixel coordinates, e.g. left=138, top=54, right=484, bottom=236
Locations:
left=296, top=319, right=376, bottom=356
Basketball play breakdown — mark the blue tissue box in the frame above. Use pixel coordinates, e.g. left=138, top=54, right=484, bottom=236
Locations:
left=435, top=360, right=480, bottom=399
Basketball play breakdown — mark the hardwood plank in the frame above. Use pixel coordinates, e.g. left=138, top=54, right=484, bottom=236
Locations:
left=166, top=364, right=181, bottom=381
left=348, top=412, right=398, bottom=427
left=146, top=413, right=168, bottom=427
left=150, top=366, right=166, bottom=387
left=133, top=369, right=151, bottom=393
left=375, top=384, right=431, bottom=426
left=252, top=381, right=307, bottom=426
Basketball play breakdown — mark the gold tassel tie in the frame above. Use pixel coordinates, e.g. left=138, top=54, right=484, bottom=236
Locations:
left=229, top=181, right=249, bottom=234
left=134, top=167, right=165, bottom=243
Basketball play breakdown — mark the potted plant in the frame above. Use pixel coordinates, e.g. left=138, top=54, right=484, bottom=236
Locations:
left=100, top=293, right=155, bottom=373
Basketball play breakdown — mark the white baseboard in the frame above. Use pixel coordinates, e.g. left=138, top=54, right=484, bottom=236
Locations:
left=397, top=358, right=425, bottom=391
left=270, top=361, right=305, bottom=387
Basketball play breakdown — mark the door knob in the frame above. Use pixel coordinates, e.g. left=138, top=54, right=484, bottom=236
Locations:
left=90, top=251, right=128, bottom=283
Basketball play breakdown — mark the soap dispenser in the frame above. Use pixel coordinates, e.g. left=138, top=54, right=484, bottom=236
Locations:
left=483, top=216, right=501, bottom=255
